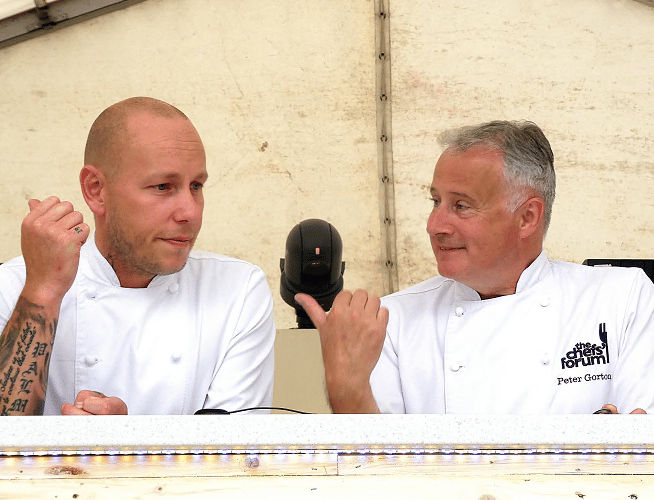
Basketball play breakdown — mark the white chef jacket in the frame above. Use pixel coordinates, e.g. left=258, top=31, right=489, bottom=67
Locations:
left=0, top=236, right=275, bottom=415
left=371, top=251, right=654, bottom=414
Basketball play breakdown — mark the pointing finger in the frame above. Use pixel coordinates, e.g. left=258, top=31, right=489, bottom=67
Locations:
left=295, top=293, right=327, bottom=329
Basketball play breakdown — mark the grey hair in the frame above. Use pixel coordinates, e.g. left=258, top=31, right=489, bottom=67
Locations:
left=438, top=120, right=556, bottom=234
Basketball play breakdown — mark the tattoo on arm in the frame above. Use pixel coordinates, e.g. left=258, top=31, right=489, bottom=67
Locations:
left=0, top=297, right=57, bottom=416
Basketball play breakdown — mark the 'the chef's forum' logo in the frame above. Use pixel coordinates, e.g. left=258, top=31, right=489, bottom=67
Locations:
left=560, top=323, right=609, bottom=369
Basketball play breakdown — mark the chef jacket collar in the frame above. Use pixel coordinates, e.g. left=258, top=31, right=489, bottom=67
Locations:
left=514, top=250, right=550, bottom=292
left=453, top=250, right=550, bottom=301
left=79, top=232, right=177, bottom=289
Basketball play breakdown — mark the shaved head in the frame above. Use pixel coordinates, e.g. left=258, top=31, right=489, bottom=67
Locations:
left=84, top=97, right=190, bottom=179
left=79, top=97, right=207, bottom=288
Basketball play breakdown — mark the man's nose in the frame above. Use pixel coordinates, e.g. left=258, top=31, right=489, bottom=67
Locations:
left=426, top=206, right=454, bottom=236
left=173, top=188, right=203, bottom=223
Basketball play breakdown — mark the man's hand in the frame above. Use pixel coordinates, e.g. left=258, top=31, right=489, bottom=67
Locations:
left=295, top=289, right=389, bottom=413
left=21, top=196, right=89, bottom=304
left=598, top=404, right=647, bottom=415
left=61, top=390, right=128, bottom=415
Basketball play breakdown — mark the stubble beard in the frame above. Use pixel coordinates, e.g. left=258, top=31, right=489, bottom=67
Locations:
left=106, top=216, right=191, bottom=279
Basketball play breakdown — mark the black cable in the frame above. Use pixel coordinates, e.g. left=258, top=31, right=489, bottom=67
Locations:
left=194, top=406, right=311, bottom=415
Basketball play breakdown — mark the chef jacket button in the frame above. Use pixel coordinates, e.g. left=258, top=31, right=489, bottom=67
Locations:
left=450, top=362, right=461, bottom=372
left=169, top=282, right=180, bottom=294
left=455, top=306, right=465, bottom=317
left=540, top=295, right=550, bottom=307
left=172, top=352, right=182, bottom=362
left=541, top=354, right=550, bottom=365
left=86, top=291, right=96, bottom=300
left=84, top=355, right=99, bottom=366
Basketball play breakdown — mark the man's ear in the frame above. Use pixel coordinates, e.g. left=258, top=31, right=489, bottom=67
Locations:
left=518, top=197, right=545, bottom=238
left=80, top=165, right=107, bottom=217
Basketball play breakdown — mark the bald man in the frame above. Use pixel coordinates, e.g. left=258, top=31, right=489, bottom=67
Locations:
left=0, top=97, right=275, bottom=416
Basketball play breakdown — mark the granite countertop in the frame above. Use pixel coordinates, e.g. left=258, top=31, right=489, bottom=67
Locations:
left=1, top=414, right=653, bottom=456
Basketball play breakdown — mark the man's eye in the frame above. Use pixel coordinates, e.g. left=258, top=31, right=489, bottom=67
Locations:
left=191, top=182, right=203, bottom=191
left=430, top=197, right=440, bottom=207
left=455, top=203, right=469, bottom=211
left=154, top=184, right=169, bottom=191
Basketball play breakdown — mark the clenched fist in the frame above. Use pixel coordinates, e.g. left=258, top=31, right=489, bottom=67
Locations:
left=21, top=196, right=90, bottom=304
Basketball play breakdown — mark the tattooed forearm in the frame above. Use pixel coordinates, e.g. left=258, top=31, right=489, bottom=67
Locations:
left=0, top=296, right=57, bottom=416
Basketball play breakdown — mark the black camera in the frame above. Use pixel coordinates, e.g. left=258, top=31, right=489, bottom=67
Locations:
left=280, top=219, right=345, bottom=328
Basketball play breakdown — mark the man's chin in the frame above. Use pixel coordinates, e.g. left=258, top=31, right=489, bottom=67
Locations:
left=437, top=269, right=456, bottom=280
left=435, top=261, right=465, bottom=282
left=143, top=254, right=190, bottom=277
left=157, top=259, right=189, bottom=276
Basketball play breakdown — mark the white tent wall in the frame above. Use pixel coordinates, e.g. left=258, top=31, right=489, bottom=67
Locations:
left=390, top=0, right=654, bottom=287
left=1, top=0, right=653, bottom=330
left=0, top=0, right=380, bottom=329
